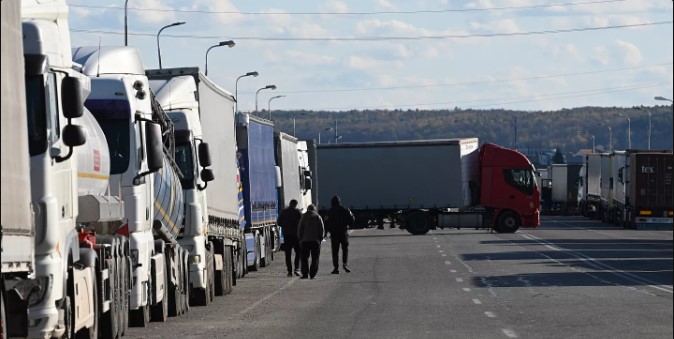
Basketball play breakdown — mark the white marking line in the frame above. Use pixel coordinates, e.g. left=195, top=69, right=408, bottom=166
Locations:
left=450, top=269, right=457, bottom=273
left=502, top=329, right=518, bottom=338
left=485, top=311, right=496, bottom=318
left=463, top=288, right=471, bottom=292
left=239, top=278, right=295, bottom=315
left=436, top=245, right=441, bottom=248
left=433, top=237, right=437, bottom=240
left=441, top=254, right=447, bottom=257
left=439, top=250, right=444, bottom=253
left=444, top=261, right=452, bottom=265
left=456, top=278, right=464, bottom=282
left=521, top=233, right=674, bottom=294
left=472, top=299, right=482, bottom=304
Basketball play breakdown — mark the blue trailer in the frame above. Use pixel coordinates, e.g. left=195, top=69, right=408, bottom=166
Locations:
left=236, top=113, right=279, bottom=270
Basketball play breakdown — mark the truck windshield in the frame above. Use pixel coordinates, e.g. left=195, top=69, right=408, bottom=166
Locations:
left=25, top=73, right=59, bottom=156
left=174, top=144, right=195, bottom=188
left=503, top=169, right=536, bottom=195
left=86, top=99, right=131, bottom=174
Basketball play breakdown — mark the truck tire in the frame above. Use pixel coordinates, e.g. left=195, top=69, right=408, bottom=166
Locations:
left=225, top=248, right=233, bottom=294
left=215, top=252, right=226, bottom=296
left=497, top=211, right=520, bottom=233
left=231, top=247, right=238, bottom=287
left=1, top=280, right=6, bottom=339
left=405, top=210, right=430, bottom=235
left=209, top=248, right=216, bottom=302
left=129, top=278, right=150, bottom=328
left=99, top=260, right=118, bottom=339
left=260, top=233, right=268, bottom=268
left=249, top=235, right=260, bottom=271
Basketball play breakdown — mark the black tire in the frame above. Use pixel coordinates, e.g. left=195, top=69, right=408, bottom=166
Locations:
left=249, top=235, right=260, bottom=272
left=405, top=211, right=430, bottom=235
left=214, top=253, right=225, bottom=297
left=260, top=233, right=268, bottom=268
left=497, top=211, right=521, bottom=233
left=231, top=247, right=238, bottom=287
left=1, top=279, right=6, bottom=339
left=99, top=260, right=118, bottom=339
left=209, top=250, right=215, bottom=302
left=224, top=249, right=233, bottom=295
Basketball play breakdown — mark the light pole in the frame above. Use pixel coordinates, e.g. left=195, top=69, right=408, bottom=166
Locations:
left=333, top=120, right=338, bottom=144
left=125, top=0, right=130, bottom=46
left=235, top=71, right=258, bottom=113
left=597, top=122, right=612, bottom=152
left=579, top=131, right=595, bottom=153
left=635, top=106, right=651, bottom=150
left=255, top=85, right=276, bottom=113
left=157, top=21, right=186, bottom=69
left=617, top=112, right=631, bottom=149
left=267, top=95, right=286, bottom=120
left=204, top=40, right=235, bottom=76
left=319, top=127, right=333, bottom=144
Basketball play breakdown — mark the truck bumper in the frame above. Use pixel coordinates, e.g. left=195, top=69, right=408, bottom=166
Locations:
left=522, top=210, right=540, bottom=228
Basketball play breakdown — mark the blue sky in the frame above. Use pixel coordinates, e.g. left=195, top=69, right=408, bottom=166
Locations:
left=68, top=0, right=673, bottom=112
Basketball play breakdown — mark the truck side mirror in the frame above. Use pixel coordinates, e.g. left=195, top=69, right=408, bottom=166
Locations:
left=201, top=168, right=215, bottom=182
left=275, top=166, right=282, bottom=188
left=61, top=77, right=83, bottom=119
left=618, top=167, right=624, bottom=184
left=198, top=143, right=212, bottom=167
left=145, top=122, right=164, bottom=173
left=62, top=124, right=86, bottom=147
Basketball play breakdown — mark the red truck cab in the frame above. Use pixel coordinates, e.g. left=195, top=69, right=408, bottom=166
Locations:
left=479, top=143, right=540, bottom=232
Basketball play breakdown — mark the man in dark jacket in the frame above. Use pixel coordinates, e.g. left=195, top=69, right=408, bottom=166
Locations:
left=278, top=199, right=302, bottom=277
left=325, top=195, right=355, bottom=274
left=298, top=205, right=325, bottom=279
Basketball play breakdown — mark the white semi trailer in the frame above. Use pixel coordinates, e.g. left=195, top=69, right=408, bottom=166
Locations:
left=146, top=68, right=243, bottom=305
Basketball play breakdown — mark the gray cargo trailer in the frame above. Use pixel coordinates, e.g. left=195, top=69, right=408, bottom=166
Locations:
left=550, top=164, right=582, bottom=215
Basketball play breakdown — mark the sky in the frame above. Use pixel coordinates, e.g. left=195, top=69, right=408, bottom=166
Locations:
left=68, top=0, right=673, bottom=112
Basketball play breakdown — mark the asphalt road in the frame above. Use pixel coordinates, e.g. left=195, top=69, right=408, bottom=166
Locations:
left=126, top=216, right=673, bottom=339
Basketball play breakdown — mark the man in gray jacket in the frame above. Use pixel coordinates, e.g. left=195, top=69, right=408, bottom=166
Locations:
left=297, top=205, right=325, bottom=279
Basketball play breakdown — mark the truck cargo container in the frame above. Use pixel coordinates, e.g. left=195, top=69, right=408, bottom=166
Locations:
left=237, top=113, right=279, bottom=269
left=612, top=150, right=673, bottom=230
left=146, top=68, right=242, bottom=305
left=316, top=139, right=539, bottom=234
left=599, top=152, right=613, bottom=222
left=549, top=164, right=582, bottom=215
left=304, top=140, right=319, bottom=208
left=2, top=2, right=35, bottom=336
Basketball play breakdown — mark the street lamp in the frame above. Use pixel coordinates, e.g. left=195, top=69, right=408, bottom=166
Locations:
left=319, top=127, right=333, bottom=144
left=235, top=71, right=258, bottom=113
left=579, top=131, right=595, bottom=153
left=597, top=122, right=612, bottom=152
left=617, top=112, right=631, bottom=149
left=255, top=85, right=276, bottom=113
left=125, top=0, right=130, bottom=46
left=204, top=40, right=235, bottom=76
left=157, top=21, right=186, bottom=69
left=267, top=95, right=286, bottom=120
left=634, top=106, right=651, bottom=150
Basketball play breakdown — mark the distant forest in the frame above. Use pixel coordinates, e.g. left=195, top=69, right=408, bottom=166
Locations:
left=261, top=105, right=673, bottom=155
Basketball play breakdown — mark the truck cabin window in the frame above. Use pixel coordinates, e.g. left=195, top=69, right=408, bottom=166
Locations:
left=175, top=144, right=195, bottom=188
left=86, top=99, right=132, bottom=174
left=503, top=169, right=535, bottom=195
left=25, top=73, right=60, bottom=156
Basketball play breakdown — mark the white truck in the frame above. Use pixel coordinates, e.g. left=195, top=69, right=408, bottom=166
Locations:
left=146, top=68, right=243, bottom=305
left=72, top=45, right=192, bottom=328
left=549, top=164, right=582, bottom=215
left=2, top=2, right=35, bottom=336
left=577, top=153, right=602, bottom=218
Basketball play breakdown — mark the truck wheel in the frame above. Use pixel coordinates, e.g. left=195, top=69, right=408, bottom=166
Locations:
left=260, top=233, right=268, bottom=268
left=249, top=235, right=261, bottom=271
left=215, top=253, right=226, bottom=296
left=225, top=249, right=233, bottom=294
left=405, top=211, right=430, bottom=235
left=209, top=249, right=216, bottom=302
left=497, top=211, right=520, bottom=233
left=100, top=262, right=118, bottom=339
left=231, top=247, right=238, bottom=287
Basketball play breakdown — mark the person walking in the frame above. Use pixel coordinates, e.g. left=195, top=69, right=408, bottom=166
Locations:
left=278, top=199, right=302, bottom=277
left=297, top=204, right=324, bottom=279
left=325, top=195, right=355, bottom=274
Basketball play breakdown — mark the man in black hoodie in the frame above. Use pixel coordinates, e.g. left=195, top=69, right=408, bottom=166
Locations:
left=278, top=199, right=302, bottom=277
left=325, top=195, right=355, bottom=274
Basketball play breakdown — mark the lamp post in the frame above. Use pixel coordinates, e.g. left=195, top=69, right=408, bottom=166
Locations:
left=635, top=106, right=651, bottom=150
left=267, top=95, right=286, bottom=120
left=204, top=40, right=235, bottom=76
left=255, top=85, right=276, bottom=113
left=597, top=122, right=612, bottom=152
left=157, top=21, right=186, bottom=69
left=617, top=112, right=631, bottom=149
left=125, top=0, right=130, bottom=46
left=235, top=71, right=258, bottom=113
left=333, top=120, right=338, bottom=144
left=319, top=127, right=333, bottom=144
left=579, top=131, right=595, bottom=153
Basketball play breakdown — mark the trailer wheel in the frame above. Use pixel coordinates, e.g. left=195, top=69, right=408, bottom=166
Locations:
left=497, top=211, right=520, bottom=233
left=215, top=252, right=226, bottom=296
left=405, top=210, right=430, bottom=235
left=100, top=261, right=118, bottom=339
left=249, top=235, right=261, bottom=271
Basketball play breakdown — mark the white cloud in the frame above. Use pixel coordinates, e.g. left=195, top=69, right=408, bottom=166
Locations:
left=347, top=55, right=403, bottom=70
left=590, top=46, right=611, bottom=65
left=198, top=0, right=244, bottom=26
left=132, top=0, right=175, bottom=24
left=375, top=0, right=396, bottom=10
left=469, top=19, right=520, bottom=34
left=615, top=40, right=643, bottom=66
left=321, top=1, right=349, bottom=13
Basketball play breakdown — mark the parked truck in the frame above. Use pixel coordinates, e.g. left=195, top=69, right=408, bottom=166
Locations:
left=297, top=140, right=316, bottom=211
left=577, top=153, right=602, bottom=218
left=2, top=2, right=35, bottom=336
left=237, top=113, right=279, bottom=270
left=146, top=68, right=242, bottom=305
left=316, top=139, right=539, bottom=235
left=609, top=150, right=673, bottom=230
left=72, top=45, right=190, bottom=328
left=549, top=164, right=582, bottom=215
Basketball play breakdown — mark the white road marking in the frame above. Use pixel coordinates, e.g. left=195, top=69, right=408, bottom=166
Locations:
left=472, top=299, right=482, bottom=304
left=450, top=269, right=457, bottom=273
left=436, top=244, right=441, bottom=248
left=463, top=288, right=471, bottom=292
left=441, top=254, right=447, bottom=257
left=485, top=311, right=496, bottom=318
left=239, top=278, right=295, bottom=315
left=438, top=250, right=444, bottom=253
left=502, top=329, right=518, bottom=338
left=456, top=278, right=464, bottom=282
left=444, top=261, right=451, bottom=265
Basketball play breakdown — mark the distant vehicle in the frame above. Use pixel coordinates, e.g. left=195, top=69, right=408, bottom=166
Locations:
left=316, top=139, right=540, bottom=234
left=549, top=164, right=582, bottom=215
left=577, top=153, right=602, bottom=218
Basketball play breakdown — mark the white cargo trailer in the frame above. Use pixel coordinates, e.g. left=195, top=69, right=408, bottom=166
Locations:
left=550, top=164, right=582, bottom=215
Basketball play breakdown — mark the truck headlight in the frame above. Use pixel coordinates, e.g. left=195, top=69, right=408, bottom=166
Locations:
left=28, top=276, right=52, bottom=306
left=191, top=255, right=201, bottom=264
